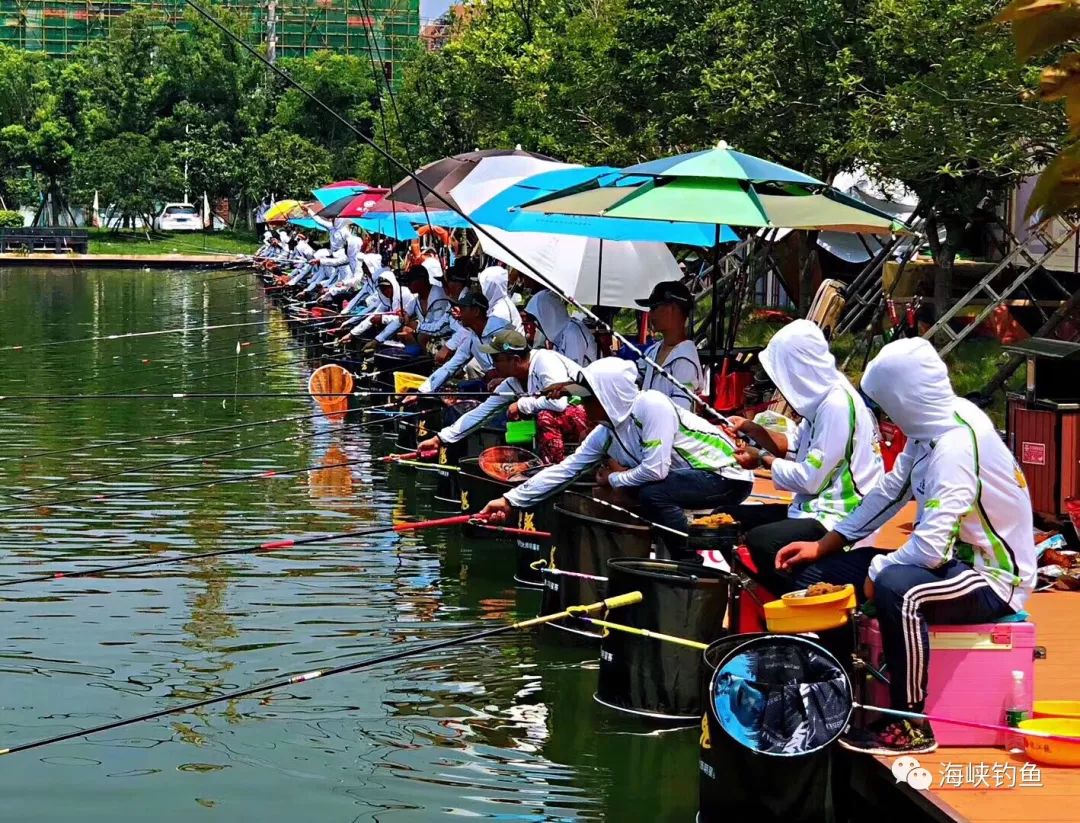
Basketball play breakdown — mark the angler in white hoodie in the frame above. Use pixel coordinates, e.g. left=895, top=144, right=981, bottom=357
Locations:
left=524, top=290, right=597, bottom=366
left=478, top=266, right=525, bottom=334
left=778, top=338, right=1036, bottom=756
left=731, top=319, right=885, bottom=591
left=479, top=358, right=754, bottom=557
left=345, top=271, right=416, bottom=349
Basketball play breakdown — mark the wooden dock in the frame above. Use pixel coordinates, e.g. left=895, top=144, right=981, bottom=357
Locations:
left=751, top=477, right=1079, bottom=822
left=0, top=252, right=248, bottom=269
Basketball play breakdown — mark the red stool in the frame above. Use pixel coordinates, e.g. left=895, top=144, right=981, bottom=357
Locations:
left=731, top=545, right=779, bottom=633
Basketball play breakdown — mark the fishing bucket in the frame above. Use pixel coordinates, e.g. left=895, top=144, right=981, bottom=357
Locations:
left=687, top=520, right=741, bottom=557
left=699, top=634, right=852, bottom=823
left=505, top=419, right=537, bottom=445
left=539, top=494, right=653, bottom=641
left=433, top=441, right=463, bottom=508
left=394, top=399, right=442, bottom=452
left=458, top=456, right=516, bottom=535
left=595, top=559, right=733, bottom=722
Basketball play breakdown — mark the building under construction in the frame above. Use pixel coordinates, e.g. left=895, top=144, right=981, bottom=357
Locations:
left=0, top=0, right=420, bottom=78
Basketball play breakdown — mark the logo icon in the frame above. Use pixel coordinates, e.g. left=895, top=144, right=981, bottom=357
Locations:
left=892, top=756, right=934, bottom=791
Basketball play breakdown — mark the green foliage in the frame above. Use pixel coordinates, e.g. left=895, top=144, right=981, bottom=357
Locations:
left=0, top=209, right=23, bottom=228
left=239, top=130, right=332, bottom=200
left=73, top=133, right=182, bottom=226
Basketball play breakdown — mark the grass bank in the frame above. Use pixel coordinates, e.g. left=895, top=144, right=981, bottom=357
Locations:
left=87, top=228, right=257, bottom=257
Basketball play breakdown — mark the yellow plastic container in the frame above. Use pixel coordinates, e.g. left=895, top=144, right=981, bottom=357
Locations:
left=1019, top=718, right=1080, bottom=767
left=781, top=584, right=856, bottom=608
left=1034, top=700, right=1080, bottom=720
left=394, top=371, right=426, bottom=394
left=764, top=594, right=855, bottom=634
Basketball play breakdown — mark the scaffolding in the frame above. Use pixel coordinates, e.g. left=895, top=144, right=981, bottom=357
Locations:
left=0, top=0, right=420, bottom=79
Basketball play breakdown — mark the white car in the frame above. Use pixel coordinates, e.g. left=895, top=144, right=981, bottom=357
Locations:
left=155, top=203, right=202, bottom=231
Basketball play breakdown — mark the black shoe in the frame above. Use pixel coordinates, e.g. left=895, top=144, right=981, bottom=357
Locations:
left=838, top=717, right=937, bottom=756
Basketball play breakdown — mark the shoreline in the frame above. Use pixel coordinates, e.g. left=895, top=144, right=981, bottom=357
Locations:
left=0, top=252, right=249, bottom=269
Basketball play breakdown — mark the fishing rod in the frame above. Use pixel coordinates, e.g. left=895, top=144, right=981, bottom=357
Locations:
left=178, top=0, right=742, bottom=434
left=0, top=513, right=485, bottom=588
left=580, top=617, right=708, bottom=650
left=6, top=417, right=362, bottom=499
left=562, top=490, right=688, bottom=538
left=0, top=409, right=341, bottom=464
left=0, top=591, right=642, bottom=757
left=0, top=390, right=499, bottom=402
left=0, top=417, right=413, bottom=514
left=0, top=318, right=313, bottom=353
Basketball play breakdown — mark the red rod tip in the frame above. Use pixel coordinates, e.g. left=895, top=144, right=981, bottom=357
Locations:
left=260, top=471, right=277, bottom=478
left=53, top=572, right=65, bottom=578
left=260, top=539, right=295, bottom=550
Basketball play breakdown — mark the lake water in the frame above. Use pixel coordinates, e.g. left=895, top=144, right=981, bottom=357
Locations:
left=0, top=267, right=698, bottom=821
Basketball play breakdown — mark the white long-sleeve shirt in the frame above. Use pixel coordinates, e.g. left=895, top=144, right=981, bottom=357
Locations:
left=639, top=339, right=704, bottom=411
left=834, top=339, right=1036, bottom=612
left=505, top=365, right=751, bottom=509
left=418, top=316, right=510, bottom=393
left=437, top=350, right=579, bottom=444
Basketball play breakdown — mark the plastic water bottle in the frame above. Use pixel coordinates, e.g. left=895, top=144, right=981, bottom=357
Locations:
left=1005, top=669, right=1029, bottom=753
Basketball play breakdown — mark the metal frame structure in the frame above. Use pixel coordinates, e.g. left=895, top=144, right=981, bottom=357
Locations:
left=0, top=0, right=419, bottom=80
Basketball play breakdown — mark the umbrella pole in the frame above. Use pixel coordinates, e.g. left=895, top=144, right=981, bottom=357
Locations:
left=596, top=238, right=604, bottom=306
left=709, top=224, right=721, bottom=406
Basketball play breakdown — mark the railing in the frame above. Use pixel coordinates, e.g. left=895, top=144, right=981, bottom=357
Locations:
left=0, top=228, right=89, bottom=254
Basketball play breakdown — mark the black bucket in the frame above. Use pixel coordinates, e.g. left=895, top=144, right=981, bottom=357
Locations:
left=433, top=441, right=462, bottom=507
left=539, top=494, right=653, bottom=641
left=688, top=523, right=740, bottom=557
left=394, top=402, right=443, bottom=453
left=595, top=559, right=733, bottom=722
left=457, top=457, right=514, bottom=532
left=699, top=634, right=850, bottom=823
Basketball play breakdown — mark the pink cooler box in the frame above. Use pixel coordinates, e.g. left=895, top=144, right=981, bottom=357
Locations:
left=858, top=618, right=1038, bottom=747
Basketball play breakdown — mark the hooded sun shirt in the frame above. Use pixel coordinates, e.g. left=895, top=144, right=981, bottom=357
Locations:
left=835, top=338, right=1036, bottom=611
left=349, top=272, right=417, bottom=343
left=479, top=266, right=525, bottom=334
left=525, top=291, right=597, bottom=365
left=759, top=319, right=884, bottom=531
left=505, top=358, right=753, bottom=509
left=436, top=349, right=580, bottom=444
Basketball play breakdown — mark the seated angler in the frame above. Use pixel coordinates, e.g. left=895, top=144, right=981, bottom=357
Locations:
left=776, top=338, right=1037, bottom=756
left=479, top=358, right=753, bottom=559
left=415, top=329, right=587, bottom=464
left=728, top=319, right=885, bottom=590
left=434, top=258, right=476, bottom=366
left=412, top=288, right=510, bottom=396
left=524, top=290, right=597, bottom=365
left=344, top=271, right=416, bottom=353
left=635, top=281, right=705, bottom=411
left=399, top=260, right=453, bottom=354
left=479, top=265, right=525, bottom=334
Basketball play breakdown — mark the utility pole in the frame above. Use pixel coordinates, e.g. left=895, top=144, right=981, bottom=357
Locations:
left=266, top=0, right=277, bottom=64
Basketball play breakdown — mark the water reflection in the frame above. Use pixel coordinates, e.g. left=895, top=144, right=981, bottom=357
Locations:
left=0, top=267, right=697, bottom=822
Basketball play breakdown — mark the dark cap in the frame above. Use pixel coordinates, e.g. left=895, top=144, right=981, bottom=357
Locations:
left=479, top=328, right=530, bottom=355
left=635, top=280, right=692, bottom=310
left=446, top=257, right=476, bottom=283
left=404, top=263, right=429, bottom=284
left=452, top=288, right=489, bottom=311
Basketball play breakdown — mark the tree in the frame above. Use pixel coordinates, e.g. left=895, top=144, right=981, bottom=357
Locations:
left=73, top=133, right=182, bottom=227
left=239, top=130, right=332, bottom=201
left=851, top=0, right=1060, bottom=318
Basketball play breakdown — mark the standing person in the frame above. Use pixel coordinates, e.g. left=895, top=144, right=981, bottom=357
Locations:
left=479, top=358, right=753, bottom=558
left=254, top=195, right=270, bottom=238
left=524, top=290, right=597, bottom=365
left=416, top=329, right=587, bottom=463
left=775, top=338, right=1037, bottom=755
left=636, top=282, right=705, bottom=411
left=727, top=319, right=885, bottom=590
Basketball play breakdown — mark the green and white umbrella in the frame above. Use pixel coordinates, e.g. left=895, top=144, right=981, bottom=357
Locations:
left=521, top=144, right=901, bottom=235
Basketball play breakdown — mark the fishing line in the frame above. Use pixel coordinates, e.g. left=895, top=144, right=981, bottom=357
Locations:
left=0, top=412, right=414, bottom=514
left=6, top=418, right=359, bottom=500
left=0, top=318, right=313, bottom=353
left=0, top=409, right=348, bottom=463
left=178, top=0, right=731, bottom=430
left=0, top=592, right=642, bottom=757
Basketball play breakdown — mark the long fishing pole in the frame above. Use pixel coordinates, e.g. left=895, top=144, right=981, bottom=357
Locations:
left=0, top=318, right=314, bottom=353
left=178, top=0, right=739, bottom=432
left=0, top=513, right=483, bottom=588
left=0, top=409, right=340, bottom=463
left=6, top=418, right=360, bottom=499
left=0, top=417, right=411, bottom=515
left=562, top=490, right=688, bottom=537
left=0, top=591, right=642, bottom=757
left=0, top=390, right=498, bottom=402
